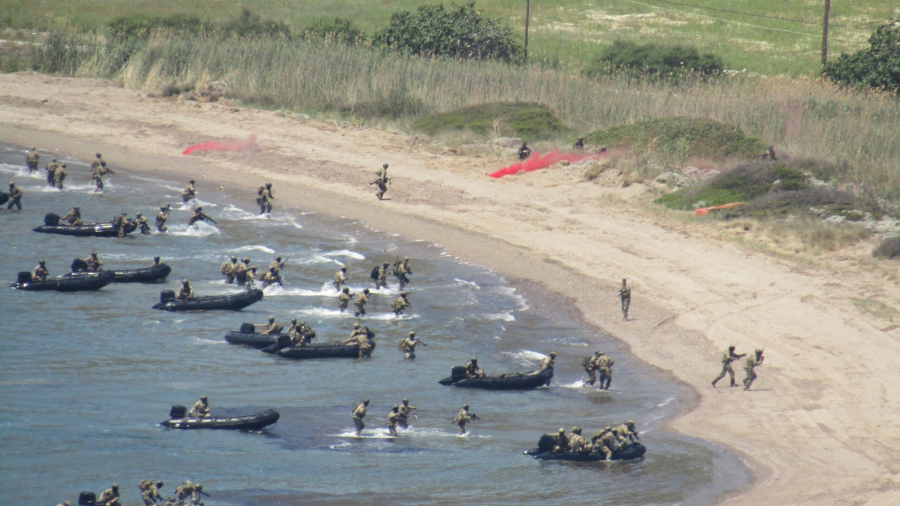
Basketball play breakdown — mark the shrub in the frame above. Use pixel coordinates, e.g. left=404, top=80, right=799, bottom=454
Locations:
left=220, top=8, right=292, bottom=38
left=585, top=40, right=723, bottom=79
left=823, top=19, right=900, bottom=94
left=583, top=117, right=765, bottom=160
left=413, top=102, right=568, bottom=139
left=300, top=18, right=365, bottom=45
left=373, top=1, right=522, bottom=63
left=109, top=13, right=205, bottom=39
left=340, top=81, right=425, bottom=119
left=873, top=237, right=900, bottom=259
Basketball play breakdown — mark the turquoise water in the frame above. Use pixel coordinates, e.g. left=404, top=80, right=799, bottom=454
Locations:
left=0, top=143, right=749, bottom=505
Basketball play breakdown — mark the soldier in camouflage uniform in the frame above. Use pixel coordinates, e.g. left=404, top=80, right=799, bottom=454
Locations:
left=338, top=286, right=352, bottom=313
left=742, top=349, right=765, bottom=391
left=148, top=256, right=162, bottom=267
left=54, top=163, right=67, bottom=190
left=262, top=267, right=282, bottom=288
left=177, top=279, right=194, bottom=300
left=712, top=345, right=746, bottom=388
left=583, top=351, right=601, bottom=386
left=220, top=256, right=238, bottom=284
left=568, top=427, right=589, bottom=453
left=113, top=212, right=129, bottom=238
left=138, top=480, right=164, bottom=506
left=369, top=164, right=390, bottom=201
left=351, top=399, right=369, bottom=436
left=189, top=396, right=209, bottom=418
left=256, top=316, right=280, bottom=335
left=391, top=292, right=411, bottom=317
left=182, top=180, right=196, bottom=202
left=387, top=406, right=402, bottom=436
left=539, top=352, right=556, bottom=371
left=552, top=428, right=569, bottom=453
left=136, top=212, right=151, bottom=234
left=257, top=182, right=274, bottom=214
left=453, top=404, right=478, bottom=435
left=615, top=420, right=640, bottom=446
left=394, top=257, right=412, bottom=289
left=175, top=481, right=203, bottom=505
left=591, top=427, right=616, bottom=461
left=45, top=159, right=58, bottom=187
left=375, top=263, right=390, bottom=290
left=333, top=266, right=348, bottom=291
left=7, top=182, right=23, bottom=210
left=595, top=352, right=614, bottom=390
left=397, top=399, right=416, bottom=429
left=619, top=278, right=631, bottom=321
left=32, top=260, right=49, bottom=281
left=84, top=251, right=103, bottom=272
left=61, top=206, right=83, bottom=226
left=343, top=323, right=374, bottom=358
left=234, top=257, right=250, bottom=285
left=25, top=147, right=39, bottom=173
left=354, top=288, right=370, bottom=317
left=463, top=358, right=485, bottom=378
left=398, top=331, right=426, bottom=359
left=268, top=256, right=285, bottom=273
left=156, top=206, right=170, bottom=232
left=97, top=484, right=120, bottom=506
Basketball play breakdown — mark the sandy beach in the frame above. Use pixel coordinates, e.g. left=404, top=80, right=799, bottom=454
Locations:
left=2, top=73, right=899, bottom=505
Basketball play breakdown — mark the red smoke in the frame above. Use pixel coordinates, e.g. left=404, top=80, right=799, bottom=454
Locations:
left=182, top=134, right=258, bottom=155
left=487, top=150, right=603, bottom=178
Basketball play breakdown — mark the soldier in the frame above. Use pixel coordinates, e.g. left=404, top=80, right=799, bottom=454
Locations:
left=552, top=428, right=569, bottom=453
left=391, top=291, right=411, bottom=317
left=619, top=278, right=631, bottom=321
left=615, top=420, right=640, bottom=445
left=453, top=404, right=478, bottom=435
left=188, top=206, right=216, bottom=226
left=397, top=399, right=416, bottom=429
left=234, top=257, right=250, bottom=285
left=32, top=260, right=49, bottom=281
left=761, top=145, right=777, bottom=160
left=332, top=266, right=348, bottom=291
left=136, top=212, right=151, bottom=235
left=386, top=406, right=402, bottom=436
left=90, top=152, right=104, bottom=170
left=518, top=142, right=532, bottom=161
left=289, top=320, right=316, bottom=347
left=337, top=286, right=352, bottom=312
left=91, top=162, right=105, bottom=192
left=539, top=352, right=556, bottom=371
left=189, top=395, right=210, bottom=418
left=54, top=163, right=67, bottom=189
left=375, top=262, right=390, bottom=290
left=6, top=182, right=22, bottom=210
left=97, top=484, right=120, bottom=506
left=246, top=266, right=259, bottom=287
left=398, top=331, right=426, bottom=360
left=84, top=251, right=103, bottom=272
left=113, top=211, right=129, bottom=238
left=583, top=351, right=601, bottom=386
left=182, top=179, right=196, bottom=202
left=573, top=137, right=584, bottom=151
left=351, top=399, right=369, bottom=436
left=177, top=279, right=194, bottom=301
left=394, top=257, right=412, bottom=289
left=138, top=480, right=164, bottom=506
left=743, top=349, right=765, bottom=391
left=592, top=427, right=616, bottom=461
left=268, top=255, right=285, bottom=273
left=256, top=316, right=280, bottom=335
left=369, top=163, right=390, bottom=201
left=262, top=267, right=282, bottom=288
left=45, top=159, right=58, bottom=187
left=596, top=352, right=614, bottom=390
left=61, top=206, right=83, bottom=226
left=353, top=288, right=370, bottom=317
left=220, top=256, right=238, bottom=284
left=568, top=427, right=589, bottom=453
left=342, top=323, right=374, bottom=358
left=148, top=256, right=162, bottom=267
left=156, top=205, right=170, bottom=233
left=25, top=146, right=39, bottom=173
left=175, top=481, right=203, bottom=505
left=463, top=357, right=485, bottom=378
left=257, top=183, right=274, bottom=214
left=712, top=345, right=747, bottom=388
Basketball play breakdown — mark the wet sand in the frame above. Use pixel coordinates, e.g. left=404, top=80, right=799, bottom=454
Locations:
left=1, top=73, right=899, bottom=505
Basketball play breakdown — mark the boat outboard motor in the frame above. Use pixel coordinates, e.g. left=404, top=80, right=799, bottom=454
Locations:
left=17, top=271, right=32, bottom=284
left=170, top=405, right=187, bottom=419
left=71, top=258, right=89, bottom=272
left=450, top=365, right=468, bottom=380
left=276, top=334, right=292, bottom=349
left=44, top=212, right=60, bottom=226
left=160, top=290, right=176, bottom=303
left=78, top=491, right=97, bottom=505
left=240, top=322, right=255, bottom=333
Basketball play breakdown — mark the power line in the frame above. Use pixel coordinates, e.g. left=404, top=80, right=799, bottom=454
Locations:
left=649, top=0, right=823, bottom=27
left=620, top=0, right=866, bottom=43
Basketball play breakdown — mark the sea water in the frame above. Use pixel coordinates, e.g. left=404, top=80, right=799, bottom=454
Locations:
left=0, top=143, right=749, bottom=505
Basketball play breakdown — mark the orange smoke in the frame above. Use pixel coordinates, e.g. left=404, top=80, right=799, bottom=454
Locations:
left=487, top=150, right=603, bottom=178
left=182, top=134, right=258, bottom=155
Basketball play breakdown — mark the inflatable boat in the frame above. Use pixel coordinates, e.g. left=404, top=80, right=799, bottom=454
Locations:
left=161, top=405, right=279, bottom=430
left=10, top=270, right=115, bottom=292
left=152, top=289, right=264, bottom=311
left=439, top=367, right=553, bottom=390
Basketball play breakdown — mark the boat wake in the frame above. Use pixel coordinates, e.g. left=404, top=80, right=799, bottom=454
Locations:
left=322, top=249, right=366, bottom=261
left=168, top=222, right=221, bottom=237
left=454, top=278, right=481, bottom=290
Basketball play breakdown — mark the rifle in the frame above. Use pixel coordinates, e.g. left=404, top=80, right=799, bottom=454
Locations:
left=470, top=413, right=481, bottom=421
left=198, top=489, right=210, bottom=497
left=200, top=212, right=217, bottom=224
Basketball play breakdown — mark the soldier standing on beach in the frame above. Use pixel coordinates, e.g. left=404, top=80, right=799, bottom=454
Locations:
left=370, top=164, right=390, bottom=201
left=619, top=278, right=631, bottom=321
left=712, top=345, right=746, bottom=388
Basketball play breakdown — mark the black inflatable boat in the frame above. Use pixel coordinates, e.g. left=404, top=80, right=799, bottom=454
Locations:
left=161, top=405, right=279, bottom=430
left=33, top=213, right=137, bottom=237
left=71, top=258, right=172, bottom=283
left=224, top=323, right=284, bottom=348
left=153, top=288, right=264, bottom=311
left=0, top=191, right=8, bottom=206
left=524, top=434, right=646, bottom=461
left=261, top=334, right=367, bottom=359
left=10, top=270, right=115, bottom=292
left=439, top=367, right=553, bottom=390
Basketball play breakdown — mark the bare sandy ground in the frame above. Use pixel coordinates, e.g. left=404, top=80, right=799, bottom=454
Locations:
left=2, top=74, right=899, bottom=505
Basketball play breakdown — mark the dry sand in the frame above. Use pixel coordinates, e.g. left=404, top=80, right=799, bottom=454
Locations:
left=2, top=73, right=899, bottom=505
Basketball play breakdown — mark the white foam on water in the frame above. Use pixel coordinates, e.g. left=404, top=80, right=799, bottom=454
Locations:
left=327, top=442, right=352, bottom=449
left=193, top=337, right=227, bottom=344
left=168, top=222, right=221, bottom=237
left=221, top=204, right=257, bottom=219
left=322, top=249, right=366, bottom=261
left=502, top=350, right=546, bottom=367
left=284, top=285, right=341, bottom=297
left=454, top=278, right=481, bottom=290
left=0, top=163, right=44, bottom=179
left=285, top=217, right=303, bottom=229
left=485, top=312, right=515, bottom=322
left=561, top=380, right=589, bottom=389
left=656, top=397, right=676, bottom=408
left=293, top=307, right=346, bottom=318
left=367, top=312, right=414, bottom=321
left=233, top=245, right=276, bottom=254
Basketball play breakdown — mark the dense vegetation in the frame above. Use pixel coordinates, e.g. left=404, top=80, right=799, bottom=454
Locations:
left=412, top=102, right=566, bottom=138
left=583, top=118, right=765, bottom=159
left=823, top=19, right=900, bottom=95
left=585, top=41, right=724, bottom=79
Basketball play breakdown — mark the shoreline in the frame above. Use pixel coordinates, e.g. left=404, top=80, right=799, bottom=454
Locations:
left=2, top=73, right=898, bottom=505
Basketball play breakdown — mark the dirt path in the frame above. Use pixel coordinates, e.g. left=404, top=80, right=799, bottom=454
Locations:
left=2, top=73, right=898, bottom=505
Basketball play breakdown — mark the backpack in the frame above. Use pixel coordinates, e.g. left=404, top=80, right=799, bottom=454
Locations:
left=582, top=356, right=593, bottom=372
left=139, top=480, right=152, bottom=491
left=398, top=338, right=406, bottom=351
left=370, top=266, right=380, bottom=281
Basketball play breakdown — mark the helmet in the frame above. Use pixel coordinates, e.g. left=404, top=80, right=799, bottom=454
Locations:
left=196, top=206, right=202, bottom=211
left=409, top=331, right=416, bottom=337
left=404, top=257, right=409, bottom=261
left=392, top=406, right=399, bottom=411
left=112, top=484, right=118, bottom=490
left=400, top=291, right=408, bottom=296
left=627, top=420, right=635, bottom=426
left=558, top=428, right=565, bottom=433
left=32, top=146, right=37, bottom=150
left=91, top=251, right=98, bottom=256
left=243, top=257, right=250, bottom=262
left=156, top=481, right=164, bottom=487
left=596, top=351, right=603, bottom=356
left=572, top=427, right=582, bottom=434
left=121, top=211, right=127, bottom=215
left=728, top=345, right=736, bottom=351
left=383, top=163, right=388, bottom=169
left=342, top=287, right=350, bottom=293
left=250, top=266, right=257, bottom=271
left=353, top=323, right=360, bottom=329
left=160, top=206, right=167, bottom=211
left=189, top=179, right=195, bottom=184
left=604, top=426, right=611, bottom=431
left=8, top=182, right=13, bottom=186
left=182, top=279, right=189, bottom=284
left=549, top=352, right=557, bottom=358
left=471, top=358, right=477, bottom=363
left=153, top=256, right=160, bottom=261
left=363, top=289, right=370, bottom=294
left=265, top=182, right=272, bottom=188
left=275, top=256, right=282, bottom=261
left=39, top=259, right=45, bottom=264
left=61, top=163, right=66, bottom=167
left=291, top=318, right=297, bottom=323
left=340, top=266, right=346, bottom=271
left=463, top=404, right=469, bottom=409
left=74, top=206, right=80, bottom=210
left=200, top=395, right=208, bottom=401
left=136, top=212, right=142, bottom=217
left=52, top=158, right=57, bottom=162
left=95, top=152, right=102, bottom=158
left=402, top=399, right=409, bottom=404
left=231, top=256, right=237, bottom=261
left=755, top=348, right=764, bottom=355
left=363, top=399, right=369, bottom=405
left=268, top=316, right=275, bottom=321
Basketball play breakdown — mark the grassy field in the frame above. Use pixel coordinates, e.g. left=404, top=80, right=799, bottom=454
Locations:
left=2, top=0, right=898, bottom=75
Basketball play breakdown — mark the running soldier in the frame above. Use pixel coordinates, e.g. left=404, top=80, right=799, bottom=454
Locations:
left=338, top=286, right=352, bottom=312
left=375, top=262, right=390, bottom=290
left=354, top=288, right=370, bottom=317
left=333, top=266, right=348, bottom=291
left=138, top=480, right=164, bottom=506
left=54, top=163, right=67, bottom=189
left=453, top=404, right=478, bottom=435
left=583, top=351, right=601, bottom=386
left=220, top=256, right=238, bottom=284
left=45, top=159, right=58, bottom=187
left=712, top=345, right=746, bottom=388
left=268, top=256, right=285, bottom=273
left=351, top=399, right=369, bottom=436
left=113, top=211, right=129, bottom=238
left=257, top=183, right=274, bottom=214
left=398, top=331, right=427, bottom=359
left=391, top=291, right=411, bottom=317
left=90, top=152, right=104, bottom=170
left=369, top=164, right=390, bottom=201
left=394, top=257, right=412, bottom=289
left=397, top=399, right=416, bottom=429
left=187, top=206, right=216, bottom=226
left=136, top=212, right=151, bottom=234
left=386, top=406, right=402, bottom=437
left=25, top=147, right=39, bottom=173
left=261, top=267, right=282, bottom=288
left=156, top=205, right=170, bottom=232
left=234, top=257, right=250, bottom=285
left=743, top=349, right=765, bottom=391
left=7, top=182, right=23, bottom=210
left=182, top=179, right=196, bottom=202
left=619, top=278, right=631, bottom=321
left=595, top=352, right=614, bottom=390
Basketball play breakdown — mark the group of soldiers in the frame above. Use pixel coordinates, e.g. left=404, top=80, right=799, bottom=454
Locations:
left=26, top=148, right=113, bottom=192
left=351, top=398, right=477, bottom=437
left=552, top=421, right=640, bottom=461
left=219, top=255, right=283, bottom=289
left=712, top=346, right=765, bottom=391
left=69, top=479, right=206, bottom=506
left=583, top=351, right=615, bottom=390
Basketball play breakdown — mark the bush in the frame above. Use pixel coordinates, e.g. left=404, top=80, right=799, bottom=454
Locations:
left=300, top=18, right=365, bottom=45
left=340, top=81, right=425, bottom=119
left=373, top=1, right=522, bottom=63
left=584, top=117, right=765, bottom=160
left=823, top=19, right=900, bottom=94
left=220, top=8, right=292, bottom=38
left=873, top=237, right=900, bottom=259
left=109, top=13, right=205, bottom=39
left=585, top=40, right=723, bottom=79
left=413, top=102, right=568, bottom=139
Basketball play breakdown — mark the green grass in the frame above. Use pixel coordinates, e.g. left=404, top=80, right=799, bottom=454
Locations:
left=412, top=102, right=568, bottom=139
left=2, top=0, right=898, bottom=75
left=853, top=298, right=899, bottom=320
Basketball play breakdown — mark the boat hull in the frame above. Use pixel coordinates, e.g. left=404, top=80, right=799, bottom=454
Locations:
left=161, top=409, right=280, bottom=430
left=153, top=289, right=264, bottom=311
left=439, top=369, right=553, bottom=390
left=264, top=342, right=366, bottom=359
left=527, top=443, right=646, bottom=461
left=224, top=331, right=280, bottom=349
left=11, top=271, right=115, bottom=292
left=113, top=264, right=172, bottom=283
left=33, top=221, right=137, bottom=237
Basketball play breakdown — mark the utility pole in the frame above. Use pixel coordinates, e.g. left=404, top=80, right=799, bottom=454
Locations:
left=821, top=0, right=831, bottom=66
left=524, top=0, right=531, bottom=64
